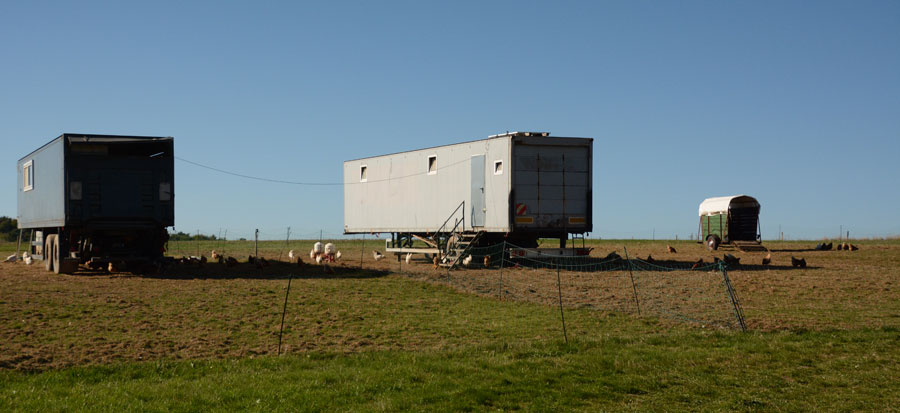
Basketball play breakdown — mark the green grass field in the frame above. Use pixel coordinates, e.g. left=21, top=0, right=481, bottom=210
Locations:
left=1, top=239, right=899, bottom=410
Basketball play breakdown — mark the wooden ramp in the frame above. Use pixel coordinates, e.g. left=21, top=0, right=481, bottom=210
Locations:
left=733, top=241, right=768, bottom=252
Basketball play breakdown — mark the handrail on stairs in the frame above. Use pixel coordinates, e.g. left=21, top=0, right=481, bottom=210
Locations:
left=434, top=201, right=465, bottom=257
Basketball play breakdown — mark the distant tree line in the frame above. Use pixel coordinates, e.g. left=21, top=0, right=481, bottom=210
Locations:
left=0, top=216, right=19, bottom=242
left=168, top=231, right=218, bottom=241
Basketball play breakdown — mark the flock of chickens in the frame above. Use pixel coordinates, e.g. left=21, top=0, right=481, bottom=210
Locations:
left=172, top=241, right=344, bottom=272
left=2, top=239, right=863, bottom=273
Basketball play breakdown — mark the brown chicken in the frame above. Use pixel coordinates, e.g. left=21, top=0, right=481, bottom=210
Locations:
left=667, top=245, right=677, bottom=254
left=762, top=253, right=771, bottom=266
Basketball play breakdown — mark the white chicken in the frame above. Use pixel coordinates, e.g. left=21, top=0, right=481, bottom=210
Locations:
left=288, top=249, right=295, bottom=260
left=335, top=251, right=342, bottom=260
left=23, top=252, right=33, bottom=265
left=315, top=255, right=323, bottom=264
left=373, top=250, right=384, bottom=261
left=4, top=254, right=17, bottom=263
left=324, top=243, right=335, bottom=255
left=405, top=252, right=412, bottom=264
left=462, top=255, right=472, bottom=267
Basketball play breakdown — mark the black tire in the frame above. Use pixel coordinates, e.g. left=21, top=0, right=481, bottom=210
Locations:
left=52, top=234, right=62, bottom=274
left=706, top=235, right=720, bottom=251
left=44, top=234, right=55, bottom=272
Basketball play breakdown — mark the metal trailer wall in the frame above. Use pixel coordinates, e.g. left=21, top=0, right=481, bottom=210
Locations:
left=344, top=136, right=512, bottom=233
left=343, top=133, right=594, bottom=235
left=17, top=137, right=66, bottom=228
left=17, top=134, right=175, bottom=230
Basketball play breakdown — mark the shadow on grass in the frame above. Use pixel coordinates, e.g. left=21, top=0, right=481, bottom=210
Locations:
left=63, top=261, right=390, bottom=280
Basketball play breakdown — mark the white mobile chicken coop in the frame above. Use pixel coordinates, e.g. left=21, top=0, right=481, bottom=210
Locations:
left=344, top=132, right=593, bottom=266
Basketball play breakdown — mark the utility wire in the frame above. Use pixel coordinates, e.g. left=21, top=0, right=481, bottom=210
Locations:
left=175, top=155, right=471, bottom=186
left=175, top=156, right=341, bottom=186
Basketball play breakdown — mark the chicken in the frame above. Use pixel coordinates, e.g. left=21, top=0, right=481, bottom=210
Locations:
left=849, top=244, right=859, bottom=251
left=646, top=254, right=654, bottom=263
left=296, top=257, right=304, bottom=267
left=762, top=253, right=771, bottom=266
left=288, top=250, right=295, bottom=260
left=373, top=250, right=384, bottom=261
left=667, top=245, right=677, bottom=254
left=211, top=250, right=220, bottom=260
left=4, top=254, right=16, bottom=263
left=200, top=255, right=208, bottom=266
left=226, top=257, right=239, bottom=267
left=23, top=253, right=34, bottom=265
left=315, top=255, right=323, bottom=265
left=217, top=255, right=225, bottom=264
left=723, top=254, right=740, bottom=267
left=824, top=242, right=833, bottom=251
left=483, top=255, right=492, bottom=268
left=108, top=262, right=118, bottom=272
left=433, top=255, right=440, bottom=269
left=335, top=251, right=342, bottom=260
left=691, top=258, right=704, bottom=270
left=405, top=253, right=412, bottom=264
left=791, top=256, right=807, bottom=268
left=603, top=251, right=622, bottom=261
left=462, top=255, right=472, bottom=267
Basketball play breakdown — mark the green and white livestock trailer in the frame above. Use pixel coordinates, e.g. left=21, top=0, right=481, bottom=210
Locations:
left=697, top=195, right=764, bottom=251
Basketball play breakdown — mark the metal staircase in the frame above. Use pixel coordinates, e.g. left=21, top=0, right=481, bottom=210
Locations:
left=431, top=200, right=485, bottom=269
left=440, top=231, right=484, bottom=268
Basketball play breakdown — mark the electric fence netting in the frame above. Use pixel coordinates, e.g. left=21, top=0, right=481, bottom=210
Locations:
left=395, top=241, right=747, bottom=332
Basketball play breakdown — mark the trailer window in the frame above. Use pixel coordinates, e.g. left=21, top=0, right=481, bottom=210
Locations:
left=427, top=156, right=437, bottom=175
left=494, top=160, right=503, bottom=175
left=23, top=160, right=34, bottom=191
left=360, top=165, right=368, bottom=182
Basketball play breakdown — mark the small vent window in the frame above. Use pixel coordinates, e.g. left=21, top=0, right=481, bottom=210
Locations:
left=494, top=160, right=503, bottom=175
left=427, top=156, right=437, bottom=175
left=360, top=165, right=368, bottom=182
left=23, top=160, right=34, bottom=191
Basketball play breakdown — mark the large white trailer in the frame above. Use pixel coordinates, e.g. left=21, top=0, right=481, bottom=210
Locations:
left=343, top=132, right=593, bottom=265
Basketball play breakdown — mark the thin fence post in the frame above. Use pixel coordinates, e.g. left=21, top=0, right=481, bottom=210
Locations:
left=359, top=234, right=365, bottom=269
left=556, top=258, right=569, bottom=344
left=255, top=229, right=259, bottom=258
left=498, top=242, right=506, bottom=300
left=721, top=263, right=747, bottom=331
left=15, top=229, right=23, bottom=260
left=196, top=229, right=200, bottom=257
left=279, top=227, right=291, bottom=262
left=277, top=273, right=294, bottom=355
left=623, top=246, right=641, bottom=316
left=222, top=229, right=228, bottom=256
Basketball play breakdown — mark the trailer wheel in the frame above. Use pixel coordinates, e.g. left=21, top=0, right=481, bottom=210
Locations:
left=44, top=234, right=55, bottom=272
left=52, top=235, right=63, bottom=274
left=706, top=235, right=720, bottom=251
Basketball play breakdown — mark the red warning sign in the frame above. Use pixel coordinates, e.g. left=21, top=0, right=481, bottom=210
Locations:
left=515, top=203, right=527, bottom=216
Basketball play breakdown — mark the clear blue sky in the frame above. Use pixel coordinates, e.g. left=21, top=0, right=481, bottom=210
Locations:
left=2, top=1, right=898, bottom=240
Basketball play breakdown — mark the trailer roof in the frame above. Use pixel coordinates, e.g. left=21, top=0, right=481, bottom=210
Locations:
left=343, top=132, right=591, bottom=163
left=698, top=195, right=760, bottom=216
left=19, top=133, right=173, bottom=161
